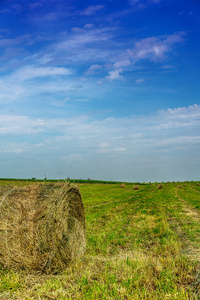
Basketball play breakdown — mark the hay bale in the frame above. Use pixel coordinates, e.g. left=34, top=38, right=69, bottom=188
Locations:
left=120, top=183, right=126, bottom=188
left=0, top=183, right=86, bottom=273
left=158, top=184, right=163, bottom=189
left=133, top=185, right=139, bottom=190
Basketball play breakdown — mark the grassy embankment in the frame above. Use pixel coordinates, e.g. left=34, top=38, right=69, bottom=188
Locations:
left=0, top=180, right=199, bottom=299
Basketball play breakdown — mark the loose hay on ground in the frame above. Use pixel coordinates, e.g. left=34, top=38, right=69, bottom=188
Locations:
left=0, top=183, right=86, bottom=274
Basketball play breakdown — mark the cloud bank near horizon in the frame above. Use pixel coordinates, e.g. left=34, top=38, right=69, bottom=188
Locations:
left=1, top=104, right=199, bottom=182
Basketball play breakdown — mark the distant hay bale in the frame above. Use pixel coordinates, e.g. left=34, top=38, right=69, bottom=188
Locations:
left=0, top=183, right=86, bottom=273
left=133, top=185, right=139, bottom=190
left=120, top=183, right=126, bottom=188
left=178, top=186, right=182, bottom=189
left=158, top=184, right=163, bottom=189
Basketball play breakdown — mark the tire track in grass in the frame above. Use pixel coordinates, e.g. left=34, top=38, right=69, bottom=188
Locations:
left=175, top=188, right=200, bottom=224
left=174, top=187, right=200, bottom=260
left=84, top=185, right=158, bottom=209
left=174, top=187, right=200, bottom=299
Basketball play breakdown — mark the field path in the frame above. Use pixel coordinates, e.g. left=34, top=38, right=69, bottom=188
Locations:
left=175, top=188, right=200, bottom=222
left=173, top=187, right=200, bottom=294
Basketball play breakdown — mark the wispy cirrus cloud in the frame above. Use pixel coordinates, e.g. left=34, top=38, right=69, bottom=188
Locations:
left=136, top=78, right=145, bottom=83
left=127, top=32, right=185, bottom=61
left=79, top=5, right=105, bottom=16
left=29, top=2, right=43, bottom=10
left=129, top=0, right=163, bottom=7
left=85, top=64, right=103, bottom=76
left=0, top=34, right=32, bottom=48
left=56, top=27, right=113, bottom=52
left=113, top=59, right=131, bottom=68
left=0, top=104, right=199, bottom=139
left=12, top=65, right=71, bottom=81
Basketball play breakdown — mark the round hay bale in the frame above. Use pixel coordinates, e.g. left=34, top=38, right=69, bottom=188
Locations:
left=0, top=183, right=86, bottom=273
left=158, top=184, right=163, bottom=189
left=133, top=185, right=139, bottom=190
left=120, top=183, right=126, bottom=188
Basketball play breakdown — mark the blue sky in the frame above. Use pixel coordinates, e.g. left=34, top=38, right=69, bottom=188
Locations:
left=0, top=0, right=200, bottom=182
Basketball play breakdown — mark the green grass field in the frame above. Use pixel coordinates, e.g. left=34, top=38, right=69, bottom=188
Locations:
left=0, top=180, right=199, bottom=299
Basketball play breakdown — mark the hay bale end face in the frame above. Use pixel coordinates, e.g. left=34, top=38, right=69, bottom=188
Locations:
left=0, top=183, right=86, bottom=273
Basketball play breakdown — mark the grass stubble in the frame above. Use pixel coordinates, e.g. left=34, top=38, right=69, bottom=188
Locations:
left=0, top=181, right=199, bottom=299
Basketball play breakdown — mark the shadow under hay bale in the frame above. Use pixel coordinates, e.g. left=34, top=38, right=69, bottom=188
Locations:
left=0, top=183, right=86, bottom=274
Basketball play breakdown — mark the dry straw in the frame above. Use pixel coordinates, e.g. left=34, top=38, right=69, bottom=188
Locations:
left=0, top=183, right=86, bottom=274
left=158, top=184, right=163, bottom=189
left=120, top=183, right=126, bottom=188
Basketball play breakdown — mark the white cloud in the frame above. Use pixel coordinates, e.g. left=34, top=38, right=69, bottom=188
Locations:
left=13, top=66, right=71, bottom=81
left=84, top=24, right=94, bottom=29
left=106, top=68, right=123, bottom=80
left=136, top=78, right=145, bottom=83
left=129, top=0, right=139, bottom=5
left=56, top=28, right=113, bottom=51
left=99, top=142, right=110, bottom=148
left=114, top=59, right=131, bottom=68
left=29, top=2, right=43, bottom=10
left=0, top=34, right=32, bottom=48
left=127, top=32, right=185, bottom=61
left=79, top=5, right=104, bottom=16
left=129, top=0, right=162, bottom=6
left=114, top=147, right=126, bottom=151
left=85, top=64, right=102, bottom=75
left=1, top=104, right=199, bottom=141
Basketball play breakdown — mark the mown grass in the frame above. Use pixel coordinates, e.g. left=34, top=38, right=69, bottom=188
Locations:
left=0, top=181, right=199, bottom=299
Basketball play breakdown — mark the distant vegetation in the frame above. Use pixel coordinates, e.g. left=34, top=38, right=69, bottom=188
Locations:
left=0, top=177, right=126, bottom=184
